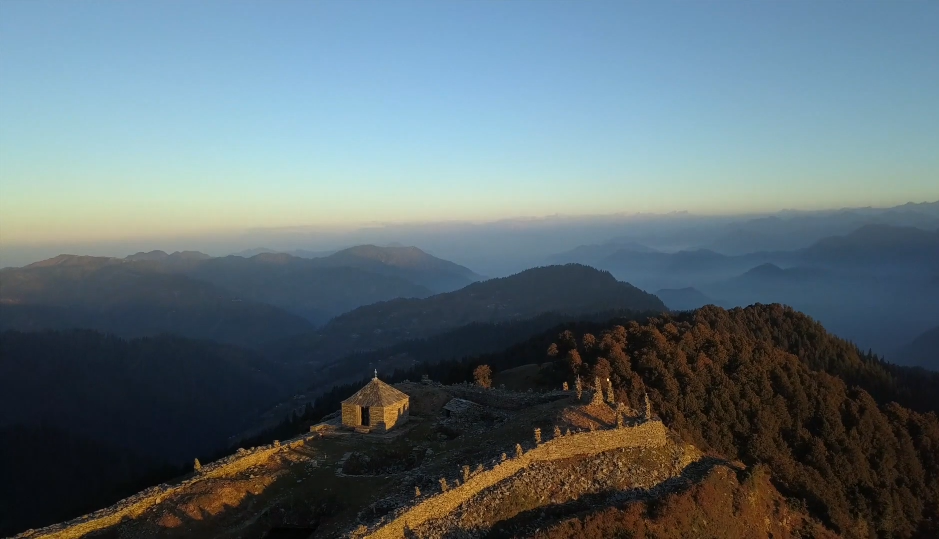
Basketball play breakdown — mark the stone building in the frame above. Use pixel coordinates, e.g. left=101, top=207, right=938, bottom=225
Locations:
left=341, top=373, right=410, bottom=433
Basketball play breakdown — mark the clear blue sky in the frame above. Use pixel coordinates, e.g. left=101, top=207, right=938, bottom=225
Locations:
left=1, top=1, right=937, bottom=244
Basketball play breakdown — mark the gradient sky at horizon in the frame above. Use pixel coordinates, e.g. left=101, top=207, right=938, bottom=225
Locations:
left=1, top=1, right=938, bottom=245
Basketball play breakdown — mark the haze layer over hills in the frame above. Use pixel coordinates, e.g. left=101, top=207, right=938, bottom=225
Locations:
left=2, top=201, right=939, bottom=537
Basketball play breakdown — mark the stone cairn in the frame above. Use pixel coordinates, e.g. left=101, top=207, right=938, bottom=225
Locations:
left=415, top=486, right=421, bottom=498
left=533, top=428, right=542, bottom=445
left=553, top=425, right=562, bottom=438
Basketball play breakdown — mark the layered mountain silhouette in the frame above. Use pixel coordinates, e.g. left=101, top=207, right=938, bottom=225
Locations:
left=0, top=256, right=313, bottom=347
left=800, top=223, right=939, bottom=270
left=186, top=253, right=434, bottom=325
left=268, top=264, right=666, bottom=365
left=306, top=244, right=483, bottom=293
left=0, top=245, right=481, bottom=343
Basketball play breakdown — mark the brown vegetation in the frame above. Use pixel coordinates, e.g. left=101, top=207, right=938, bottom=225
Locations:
left=531, top=464, right=838, bottom=539
left=543, top=304, right=939, bottom=537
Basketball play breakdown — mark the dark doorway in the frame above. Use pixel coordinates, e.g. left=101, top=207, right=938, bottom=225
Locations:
left=361, top=406, right=370, bottom=426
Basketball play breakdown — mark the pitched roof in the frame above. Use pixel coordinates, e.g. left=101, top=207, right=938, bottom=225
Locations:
left=342, top=377, right=409, bottom=407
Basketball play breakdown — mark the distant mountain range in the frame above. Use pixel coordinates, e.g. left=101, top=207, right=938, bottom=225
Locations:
left=267, top=264, right=667, bottom=366
left=546, top=223, right=939, bottom=356
left=0, top=245, right=483, bottom=344
left=0, top=255, right=313, bottom=347
left=704, top=200, right=939, bottom=255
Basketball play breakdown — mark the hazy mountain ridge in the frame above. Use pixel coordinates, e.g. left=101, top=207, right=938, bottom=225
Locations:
left=267, top=265, right=666, bottom=366
left=0, top=259, right=313, bottom=347
left=186, top=253, right=434, bottom=325
left=308, top=244, right=484, bottom=293
left=896, top=325, right=939, bottom=371
left=0, top=245, right=480, bottom=341
left=550, top=224, right=939, bottom=357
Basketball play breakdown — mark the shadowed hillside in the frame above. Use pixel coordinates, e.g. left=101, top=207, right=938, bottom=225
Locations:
left=0, top=330, right=292, bottom=462
left=0, top=257, right=313, bottom=347
left=309, top=245, right=483, bottom=293
left=187, top=253, right=433, bottom=325
left=267, top=265, right=666, bottom=365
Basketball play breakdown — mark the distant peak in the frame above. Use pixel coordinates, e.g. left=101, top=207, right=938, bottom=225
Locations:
left=26, top=254, right=117, bottom=268
left=125, top=250, right=169, bottom=261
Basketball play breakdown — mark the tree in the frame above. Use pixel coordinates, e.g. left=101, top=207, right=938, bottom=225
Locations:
left=473, top=364, right=492, bottom=388
left=547, top=343, right=559, bottom=357
left=567, top=349, right=583, bottom=374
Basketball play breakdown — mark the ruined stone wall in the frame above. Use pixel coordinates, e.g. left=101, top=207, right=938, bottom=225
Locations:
left=16, top=434, right=317, bottom=539
left=362, top=420, right=668, bottom=539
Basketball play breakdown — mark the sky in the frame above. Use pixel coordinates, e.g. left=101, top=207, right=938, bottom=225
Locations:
left=1, top=0, right=938, bottom=246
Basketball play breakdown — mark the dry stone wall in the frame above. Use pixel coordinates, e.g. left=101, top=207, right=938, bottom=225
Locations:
left=360, top=420, right=667, bottom=539
left=15, top=433, right=318, bottom=539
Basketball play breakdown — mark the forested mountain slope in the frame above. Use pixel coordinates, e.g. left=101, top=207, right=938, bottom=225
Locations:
left=507, top=305, right=939, bottom=535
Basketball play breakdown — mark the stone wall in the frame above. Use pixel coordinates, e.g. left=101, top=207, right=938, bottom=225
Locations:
left=16, top=434, right=318, bottom=539
left=378, top=403, right=409, bottom=431
left=342, top=403, right=360, bottom=427
left=361, top=420, right=668, bottom=539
